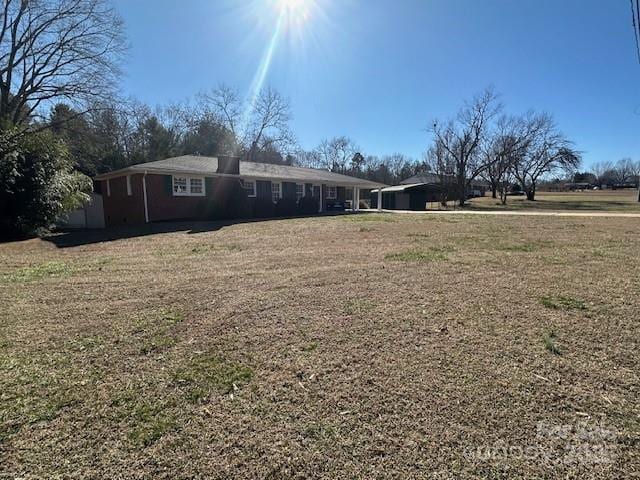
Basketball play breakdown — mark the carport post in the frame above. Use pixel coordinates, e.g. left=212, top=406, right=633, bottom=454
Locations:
left=377, top=188, right=382, bottom=212
left=352, top=186, right=358, bottom=211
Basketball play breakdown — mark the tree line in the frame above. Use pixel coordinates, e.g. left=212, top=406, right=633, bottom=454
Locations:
left=579, top=158, right=640, bottom=188
left=48, top=87, right=428, bottom=187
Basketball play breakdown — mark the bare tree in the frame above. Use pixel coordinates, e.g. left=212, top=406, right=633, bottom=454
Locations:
left=591, top=161, right=614, bottom=187
left=294, top=147, right=323, bottom=169
left=426, top=138, right=455, bottom=207
left=431, top=87, right=501, bottom=206
left=481, top=113, right=545, bottom=204
left=198, top=84, right=241, bottom=139
left=612, top=158, right=637, bottom=184
left=480, top=116, right=514, bottom=199
left=0, top=0, right=126, bottom=130
left=480, top=134, right=515, bottom=204
left=245, top=87, right=294, bottom=162
left=197, top=85, right=294, bottom=162
left=316, top=136, right=358, bottom=173
left=511, top=113, right=581, bottom=201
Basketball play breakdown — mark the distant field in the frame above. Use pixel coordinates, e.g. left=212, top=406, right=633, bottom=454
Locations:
left=468, top=189, right=640, bottom=212
left=1, top=213, right=639, bottom=478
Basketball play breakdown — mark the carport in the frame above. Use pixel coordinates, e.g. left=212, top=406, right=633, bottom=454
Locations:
left=370, top=183, right=447, bottom=211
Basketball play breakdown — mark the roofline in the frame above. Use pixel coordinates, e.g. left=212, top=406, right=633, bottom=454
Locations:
left=372, top=183, right=438, bottom=193
left=94, top=163, right=386, bottom=188
left=94, top=165, right=240, bottom=181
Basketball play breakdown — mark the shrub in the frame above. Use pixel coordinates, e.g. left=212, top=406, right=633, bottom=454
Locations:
left=275, top=197, right=298, bottom=217
left=298, top=195, right=318, bottom=215
left=205, top=179, right=251, bottom=220
left=253, top=198, right=276, bottom=218
left=0, top=129, right=91, bottom=238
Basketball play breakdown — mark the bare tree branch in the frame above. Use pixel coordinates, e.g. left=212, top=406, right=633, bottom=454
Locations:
left=0, top=0, right=126, bottom=131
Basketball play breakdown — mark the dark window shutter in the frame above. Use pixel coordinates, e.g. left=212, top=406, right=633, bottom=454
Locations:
left=205, top=177, right=213, bottom=196
left=164, top=175, right=173, bottom=195
left=256, top=180, right=270, bottom=199
left=282, top=182, right=296, bottom=200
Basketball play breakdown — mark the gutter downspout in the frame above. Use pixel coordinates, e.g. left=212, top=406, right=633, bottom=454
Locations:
left=142, top=171, right=149, bottom=223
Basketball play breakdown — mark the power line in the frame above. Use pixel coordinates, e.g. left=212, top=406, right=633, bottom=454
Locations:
left=632, top=0, right=640, bottom=63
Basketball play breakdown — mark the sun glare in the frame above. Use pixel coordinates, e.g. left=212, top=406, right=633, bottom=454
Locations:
left=277, top=0, right=311, bottom=24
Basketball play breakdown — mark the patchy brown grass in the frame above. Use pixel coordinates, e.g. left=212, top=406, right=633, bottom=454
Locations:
left=1, top=213, right=639, bottom=478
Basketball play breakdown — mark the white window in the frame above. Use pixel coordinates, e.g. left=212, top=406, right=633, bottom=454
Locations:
left=173, top=176, right=205, bottom=196
left=296, top=184, right=305, bottom=201
left=106, top=179, right=111, bottom=197
left=327, top=186, right=337, bottom=199
left=242, top=179, right=256, bottom=197
left=173, top=176, right=188, bottom=195
left=126, top=175, right=132, bottom=196
left=190, top=178, right=203, bottom=195
left=271, top=182, right=281, bottom=203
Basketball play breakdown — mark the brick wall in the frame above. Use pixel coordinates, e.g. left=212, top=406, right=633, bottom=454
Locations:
left=145, top=174, right=210, bottom=222
left=102, top=174, right=146, bottom=227
left=102, top=172, right=361, bottom=227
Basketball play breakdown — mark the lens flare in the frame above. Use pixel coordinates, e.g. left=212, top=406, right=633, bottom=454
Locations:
left=239, top=0, right=323, bottom=128
left=278, top=0, right=310, bottom=19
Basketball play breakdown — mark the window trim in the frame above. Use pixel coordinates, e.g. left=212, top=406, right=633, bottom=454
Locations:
left=126, top=175, right=132, bottom=196
left=172, top=175, right=206, bottom=197
left=271, top=181, right=282, bottom=203
left=296, top=183, right=305, bottom=201
left=326, top=185, right=337, bottom=199
left=242, top=179, right=257, bottom=198
left=189, top=177, right=204, bottom=195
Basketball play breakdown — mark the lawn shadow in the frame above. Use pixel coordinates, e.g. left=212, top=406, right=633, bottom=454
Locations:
left=41, top=212, right=355, bottom=248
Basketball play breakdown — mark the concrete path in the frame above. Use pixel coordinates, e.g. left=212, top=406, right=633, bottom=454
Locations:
left=359, top=208, right=640, bottom=218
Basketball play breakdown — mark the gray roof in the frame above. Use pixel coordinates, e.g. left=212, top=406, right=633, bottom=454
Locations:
left=400, top=172, right=441, bottom=184
left=402, top=172, right=490, bottom=187
left=95, top=155, right=384, bottom=188
left=371, top=183, right=445, bottom=194
left=371, top=183, right=425, bottom=193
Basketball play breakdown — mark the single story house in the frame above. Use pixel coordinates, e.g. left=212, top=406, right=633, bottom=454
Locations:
left=94, top=155, right=383, bottom=227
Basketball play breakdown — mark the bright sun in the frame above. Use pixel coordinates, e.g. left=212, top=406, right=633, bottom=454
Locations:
left=277, top=0, right=311, bottom=22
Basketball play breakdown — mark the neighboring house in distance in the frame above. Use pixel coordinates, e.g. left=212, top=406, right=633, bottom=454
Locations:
left=370, top=172, right=489, bottom=211
left=93, top=155, right=383, bottom=227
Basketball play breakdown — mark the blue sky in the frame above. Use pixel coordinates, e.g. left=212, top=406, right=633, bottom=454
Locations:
left=114, top=0, right=640, bottom=167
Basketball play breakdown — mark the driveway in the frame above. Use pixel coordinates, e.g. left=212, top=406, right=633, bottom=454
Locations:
left=361, top=208, right=640, bottom=218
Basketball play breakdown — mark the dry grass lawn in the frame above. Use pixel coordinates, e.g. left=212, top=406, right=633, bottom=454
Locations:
left=1, top=213, right=639, bottom=478
left=467, top=189, right=640, bottom=212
